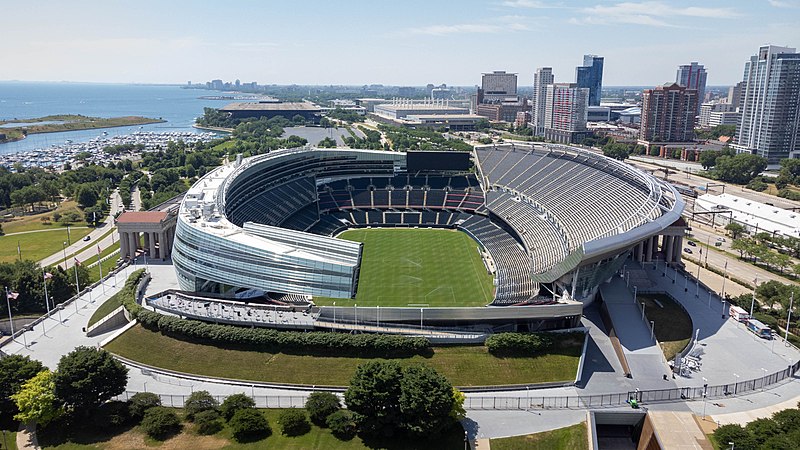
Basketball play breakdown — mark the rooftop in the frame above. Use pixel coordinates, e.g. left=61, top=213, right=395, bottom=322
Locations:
left=117, top=211, right=168, bottom=224
left=220, top=102, right=320, bottom=112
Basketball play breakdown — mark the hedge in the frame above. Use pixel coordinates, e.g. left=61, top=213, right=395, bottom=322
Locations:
left=486, top=332, right=581, bottom=356
left=119, top=270, right=430, bottom=358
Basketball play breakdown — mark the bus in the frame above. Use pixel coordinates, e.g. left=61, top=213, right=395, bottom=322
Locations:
left=746, top=319, right=773, bottom=339
left=729, top=306, right=749, bottom=322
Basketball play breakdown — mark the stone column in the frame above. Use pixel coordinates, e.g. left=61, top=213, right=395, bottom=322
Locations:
left=637, top=241, right=644, bottom=262
left=143, top=233, right=150, bottom=256
left=645, top=236, right=654, bottom=262
left=159, top=231, right=167, bottom=259
left=665, top=235, right=674, bottom=264
left=120, top=232, right=129, bottom=259
left=149, top=232, right=157, bottom=259
left=674, top=236, right=683, bottom=263
left=128, top=232, right=138, bottom=258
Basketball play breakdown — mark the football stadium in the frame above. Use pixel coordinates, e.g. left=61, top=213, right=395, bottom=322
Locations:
left=164, top=143, right=684, bottom=332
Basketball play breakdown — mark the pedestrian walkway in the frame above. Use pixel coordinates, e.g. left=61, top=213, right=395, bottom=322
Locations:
left=599, top=277, right=675, bottom=388
left=16, top=422, right=38, bottom=450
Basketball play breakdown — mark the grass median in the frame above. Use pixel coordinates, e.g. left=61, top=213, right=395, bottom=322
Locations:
left=0, top=227, right=92, bottom=263
left=491, top=422, right=588, bottom=450
left=639, top=293, right=693, bottom=361
left=104, top=325, right=582, bottom=386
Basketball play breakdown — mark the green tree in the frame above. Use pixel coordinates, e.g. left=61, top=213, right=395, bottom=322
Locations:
left=53, top=346, right=128, bottom=413
left=0, top=355, right=45, bottom=419
left=725, top=222, right=746, bottom=239
left=12, top=369, right=62, bottom=426
left=75, top=184, right=99, bottom=208
left=220, top=393, right=255, bottom=422
left=345, top=360, right=403, bottom=437
left=398, top=365, right=455, bottom=437
left=278, top=409, right=311, bottom=436
left=128, top=392, right=161, bottom=421
left=184, top=390, right=219, bottom=421
left=141, top=406, right=182, bottom=440
left=713, top=153, right=768, bottom=184
left=230, top=408, right=271, bottom=443
left=305, top=391, right=341, bottom=426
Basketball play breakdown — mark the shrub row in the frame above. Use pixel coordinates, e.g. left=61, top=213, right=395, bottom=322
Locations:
left=135, top=309, right=429, bottom=357
left=485, top=332, right=577, bottom=356
left=118, top=270, right=429, bottom=357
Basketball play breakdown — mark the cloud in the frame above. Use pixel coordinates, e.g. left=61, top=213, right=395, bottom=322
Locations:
left=767, top=0, right=798, bottom=7
left=570, top=1, right=740, bottom=27
left=406, top=18, right=530, bottom=36
left=500, top=0, right=557, bottom=8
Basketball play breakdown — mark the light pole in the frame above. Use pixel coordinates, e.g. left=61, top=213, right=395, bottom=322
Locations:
left=750, top=278, right=758, bottom=317
left=641, top=302, right=646, bottom=321
left=784, top=292, right=794, bottom=344
left=720, top=261, right=728, bottom=300
left=62, top=241, right=68, bottom=270
left=633, top=285, right=638, bottom=304
left=420, top=308, right=423, bottom=330
left=728, top=442, right=735, bottom=450
left=702, top=377, right=708, bottom=418
left=722, top=300, right=727, bottom=319
left=650, top=320, right=655, bottom=341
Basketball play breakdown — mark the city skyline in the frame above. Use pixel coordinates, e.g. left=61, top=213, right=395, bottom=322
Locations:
left=3, top=0, right=799, bottom=87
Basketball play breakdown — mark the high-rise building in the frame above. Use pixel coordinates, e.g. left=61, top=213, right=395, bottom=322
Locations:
left=543, top=83, right=590, bottom=143
left=575, top=55, right=604, bottom=106
left=481, top=71, right=518, bottom=102
left=639, top=83, right=698, bottom=144
left=727, top=81, right=744, bottom=109
left=699, top=102, right=736, bottom=127
left=532, top=67, right=554, bottom=136
left=676, top=62, right=707, bottom=110
left=734, top=45, right=800, bottom=165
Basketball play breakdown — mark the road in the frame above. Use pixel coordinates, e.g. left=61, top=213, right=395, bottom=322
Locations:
left=39, top=190, right=124, bottom=269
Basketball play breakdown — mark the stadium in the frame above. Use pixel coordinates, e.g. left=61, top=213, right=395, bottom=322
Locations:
left=166, top=143, right=684, bottom=332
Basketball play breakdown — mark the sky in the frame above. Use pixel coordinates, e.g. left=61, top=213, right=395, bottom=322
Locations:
left=2, top=0, right=799, bottom=87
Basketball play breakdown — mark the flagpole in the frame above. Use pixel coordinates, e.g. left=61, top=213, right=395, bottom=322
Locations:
left=73, top=257, right=81, bottom=313
left=97, top=246, right=105, bottom=295
left=5, top=287, right=15, bottom=342
left=42, top=269, right=51, bottom=335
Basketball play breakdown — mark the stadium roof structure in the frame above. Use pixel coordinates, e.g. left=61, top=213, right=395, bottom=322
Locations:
left=220, top=101, right=320, bottom=112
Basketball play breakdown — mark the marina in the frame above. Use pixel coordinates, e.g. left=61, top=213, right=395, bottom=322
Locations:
left=0, top=130, right=220, bottom=168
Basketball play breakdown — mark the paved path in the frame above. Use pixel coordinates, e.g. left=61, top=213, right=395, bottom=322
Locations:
left=39, top=190, right=124, bottom=269
left=600, top=277, right=675, bottom=388
left=3, top=227, right=88, bottom=237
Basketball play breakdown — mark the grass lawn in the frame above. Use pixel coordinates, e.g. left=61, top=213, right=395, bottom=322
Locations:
left=491, top=423, right=588, bottom=450
left=1, top=201, right=88, bottom=234
left=104, top=325, right=582, bottom=386
left=639, top=293, right=693, bottom=360
left=83, top=243, right=121, bottom=285
left=86, top=284, right=126, bottom=328
left=0, top=430, right=17, bottom=450
left=0, top=227, right=92, bottom=263
left=39, top=409, right=466, bottom=450
left=314, top=228, right=494, bottom=307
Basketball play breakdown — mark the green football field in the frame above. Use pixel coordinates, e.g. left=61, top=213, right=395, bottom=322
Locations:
left=314, top=228, right=495, bottom=307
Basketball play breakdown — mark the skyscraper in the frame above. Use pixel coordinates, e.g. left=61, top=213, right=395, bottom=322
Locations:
left=639, top=83, right=698, bottom=144
left=676, top=62, right=707, bottom=112
left=575, top=55, right=604, bottom=106
left=532, top=67, right=554, bottom=136
left=543, top=83, right=590, bottom=143
left=727, top=81, right=744, bottom=109
left=734, top=45, right=800, bottom=166
left=480, top=71, right=518, bottom=102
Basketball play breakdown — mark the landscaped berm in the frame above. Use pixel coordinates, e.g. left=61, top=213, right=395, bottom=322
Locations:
left=314, top=228, right=494, bottom=307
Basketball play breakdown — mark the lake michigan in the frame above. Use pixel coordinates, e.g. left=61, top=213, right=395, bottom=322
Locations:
left=0, top=82, right=224, bottom=155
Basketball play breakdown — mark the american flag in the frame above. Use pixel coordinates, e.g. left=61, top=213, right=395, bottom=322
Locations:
left=7, top=291, right=19, bottom=300
left=74, top=258, right=82, bottom=266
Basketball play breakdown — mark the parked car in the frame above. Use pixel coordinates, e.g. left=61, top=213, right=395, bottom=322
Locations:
left=687, top=241, right=697, bottom=247
left=683, top=248, right=693, bottom=254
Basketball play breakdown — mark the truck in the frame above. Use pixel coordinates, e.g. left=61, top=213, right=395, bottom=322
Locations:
left=746, top=319, right=773, bottom=339
left=730, top=306, right=750, bottom=323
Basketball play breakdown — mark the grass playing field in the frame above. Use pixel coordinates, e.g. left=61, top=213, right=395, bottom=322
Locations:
left=314, top=228, right=494, bottom=307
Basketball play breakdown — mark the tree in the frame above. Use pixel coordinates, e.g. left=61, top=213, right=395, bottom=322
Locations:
left=184, top=390, right=218, bottom=421
left=699, top=150, right=719, bottom=170
left=305, top=392, right=341, bottom=426
left=450, top=388, right=467, bottom=421
left=327, top=410, right=357, bottom=440
left=140, top=406, right=182, bottom=440
left=220, top=393, right=255, bottom=422
left=602, top=143, right=631, bottom=161
left=0, top=354, right=45, bottom=419
left=345, top=360, right=403, bottom=437
left=714, top=153, right=768, bottom=184
left=318, top=137, right=337, bottom=148
left=54, top=346, right=128, bottom=413
left=12, top=369, right=62, bottom=426
left=229, top=408, right=271, bottom=443
left=75, top=184, right=99, bottom=208
left=278, top=409, right=311, bottom=436
left=128, top=392, right=161, bottom=421
left=398, top=365, right=455, bottom=437
left=194, top=409, right=224, bottom=435
left=725, top=222, right=746, bottom=239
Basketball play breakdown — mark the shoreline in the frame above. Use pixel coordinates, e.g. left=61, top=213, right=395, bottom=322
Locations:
left=192, top=124, right=234, bottom=133
left=0, top=116, right=167, bottom=145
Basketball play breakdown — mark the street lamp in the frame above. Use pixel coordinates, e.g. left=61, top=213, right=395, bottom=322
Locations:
left=650, top=320, right=655, bottom=341
left=702, top=377, right=708, bottom=418
left=641, top=302, right=646, bottom=321
left=728, top=442, right=735, bottom=450
left=62, top=241, right=68, bottom=270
